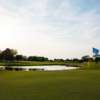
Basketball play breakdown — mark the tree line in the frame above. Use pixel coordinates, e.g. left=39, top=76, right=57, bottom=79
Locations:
left=0, top=48, right=48, bottom=61
left=0, top=48, right=100, bottom=62
left=0, top=48, right=81, bottom=62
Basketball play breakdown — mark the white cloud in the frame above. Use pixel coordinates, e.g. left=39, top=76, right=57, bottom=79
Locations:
left=0, top=0, right=100, bottom=58
left=0, top=0, right=48, bottom=20
left=48, top=0, right=100, bottom=41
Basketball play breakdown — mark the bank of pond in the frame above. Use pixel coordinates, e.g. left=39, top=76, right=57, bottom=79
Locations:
left=0, top=61, right=100, bottom=71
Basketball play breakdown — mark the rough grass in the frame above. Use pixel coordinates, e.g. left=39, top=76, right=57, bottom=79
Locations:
left=81, top=62, right=100, bottom=70
left=0, top=70, right=100, bottom=100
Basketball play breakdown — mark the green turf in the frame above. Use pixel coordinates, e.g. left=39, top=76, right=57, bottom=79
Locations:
left=0, top=70, right=100, bottom=100
left=0, top=61, right=82, bottom=67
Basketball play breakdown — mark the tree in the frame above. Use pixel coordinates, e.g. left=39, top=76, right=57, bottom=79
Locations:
left=95, top=56, right=100, bottom=63
left=28, top=56, right=48, bottom=61
left=54, top=59, right=64, bottom=62
left=15, top=55, right=27, bottom=61
left=0, top=48, right=17, bottom=61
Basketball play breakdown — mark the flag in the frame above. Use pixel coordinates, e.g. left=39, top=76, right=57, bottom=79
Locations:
left=93, top=48, right=99, bottom=55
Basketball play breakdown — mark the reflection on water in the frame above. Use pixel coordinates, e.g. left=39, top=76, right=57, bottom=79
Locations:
left=5, top=65, right=79, bottom=71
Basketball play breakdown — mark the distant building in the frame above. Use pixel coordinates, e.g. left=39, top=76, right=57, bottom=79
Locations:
left=81, top=55, right=93, bottom=62
left=81, top=48, right=100, bottom=62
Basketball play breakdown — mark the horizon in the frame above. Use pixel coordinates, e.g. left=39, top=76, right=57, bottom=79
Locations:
left=0, top=47, right=99, bottom=60
left=0, top=0, right=100, bottom=59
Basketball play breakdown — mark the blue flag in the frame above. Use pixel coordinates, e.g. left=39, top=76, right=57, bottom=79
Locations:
left=93, top=48, right=99, bottom=55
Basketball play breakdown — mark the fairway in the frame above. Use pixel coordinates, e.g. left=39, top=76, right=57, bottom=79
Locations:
left=0, top=70, right=100, bottom=100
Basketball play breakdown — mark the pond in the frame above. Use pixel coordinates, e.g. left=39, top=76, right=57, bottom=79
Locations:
left=4, top=65, right=79, bottom=71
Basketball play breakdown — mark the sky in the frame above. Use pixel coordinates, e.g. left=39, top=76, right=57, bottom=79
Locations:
left=0, top=0, right=100, bottom=59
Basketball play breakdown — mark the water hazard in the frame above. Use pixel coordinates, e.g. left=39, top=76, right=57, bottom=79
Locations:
left=4, top=65, right=79, bottom=71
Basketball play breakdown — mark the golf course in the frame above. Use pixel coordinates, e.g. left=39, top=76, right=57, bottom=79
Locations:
left=0, top=69, right=100, bottom=100
left=0, top=0, right=100, bottom=99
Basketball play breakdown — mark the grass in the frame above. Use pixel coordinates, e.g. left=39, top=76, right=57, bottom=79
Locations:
left=81, top=62, right=100, bottom=70
left=0, top=70, right=100, bottom=100
left=0, top=61, right=82, bottom=67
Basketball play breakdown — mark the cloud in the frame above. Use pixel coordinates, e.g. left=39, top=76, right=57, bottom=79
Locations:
left=45, top=0, right=100, bottom=58
left=0, top=0, right=48, bottom=15
left=47, top=0, right=100, bottom=40
left=0, top=0, right=100, bottom=58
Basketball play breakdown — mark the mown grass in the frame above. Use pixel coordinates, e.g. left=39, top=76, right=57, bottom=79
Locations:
left=0, top=61, right=82, bottom=67
left=0, top=70, right=100, bottom=100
